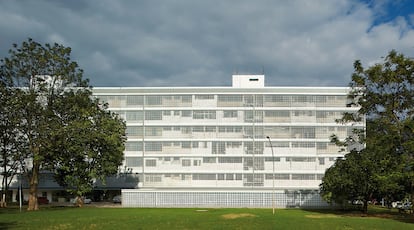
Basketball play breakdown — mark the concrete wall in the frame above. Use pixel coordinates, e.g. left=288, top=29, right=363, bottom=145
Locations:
left=121, top=189, right=331, bottom=208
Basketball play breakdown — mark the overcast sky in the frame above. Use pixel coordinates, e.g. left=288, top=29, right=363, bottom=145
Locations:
left=1, top=0, right=414, bottom=87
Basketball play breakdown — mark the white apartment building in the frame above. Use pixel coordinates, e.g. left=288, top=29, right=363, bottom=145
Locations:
left=4, top=74, right=363, bottom=207
left=93, top=75, right=363, bottom=202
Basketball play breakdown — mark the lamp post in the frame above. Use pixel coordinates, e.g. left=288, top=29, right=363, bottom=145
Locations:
left=266, top=136, right=275, bottom=215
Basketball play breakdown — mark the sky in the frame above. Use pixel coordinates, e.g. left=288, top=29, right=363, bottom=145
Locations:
left=0, top=0, right=414, bottom=87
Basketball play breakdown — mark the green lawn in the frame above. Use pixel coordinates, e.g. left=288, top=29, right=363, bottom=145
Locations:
left=0, top=206, right=413, bottom=230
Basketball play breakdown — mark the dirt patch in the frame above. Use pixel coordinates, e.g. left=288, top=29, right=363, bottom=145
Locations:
left=344, top=213, right=394, bottom=218
left=222, top=213, right=256, bottom=219
left=305, top=214, right=340, bottom=219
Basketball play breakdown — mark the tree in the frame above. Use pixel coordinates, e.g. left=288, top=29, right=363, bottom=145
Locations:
left=321, top=50, right=414, bottom=212
left=48, top=90, right=125, bottom=206
left=0, top=38, right=125, bottom=210
left=350, top=50, right=414, bottom=206
left=0, top=72, right=23, bottom=207
left=320, top=149, right=377, bottom=213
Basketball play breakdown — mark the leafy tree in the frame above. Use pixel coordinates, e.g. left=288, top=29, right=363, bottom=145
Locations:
left=320, top=149, right=377, bottom=213
left=321, top=50, right=414, bottom=212
left=350, top=50, right=414, bottom=206
left=48, top=90, right=126, bottom=206
left=0, top=73, right=22, bottom=207
left=0, top=38, right=125, bottom=210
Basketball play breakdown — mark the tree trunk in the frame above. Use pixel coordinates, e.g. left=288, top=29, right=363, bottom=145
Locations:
left=362, top=200, right=368, bottom=214
left=75, top=196, right=84, bottom=208
left=411, top=181, right=414, bottom=215
left=0, top=193, right=6, bottom=208
left=1, top=174, right=6, bottom=207
left=1, top=149, right=7, bottom=208
left=27, top=162, right=39, bottom=211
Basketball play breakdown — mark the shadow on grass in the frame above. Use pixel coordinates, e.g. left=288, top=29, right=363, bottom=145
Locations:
left=0, top=221, right=18, bottom=230
left=302, top=206, right=414, bottom=224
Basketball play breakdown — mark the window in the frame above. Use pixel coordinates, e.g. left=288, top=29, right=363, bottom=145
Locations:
left=226, top=142, right=242, bottom=148
left=195, top=95, right=214, bottom=100
left=266, top=174, right=289, bottom=180
left=292, top=110, right=314, bottom=117
left=181, top=174, right=191, bottom=181
left=126, top=126, right=143, bottom=138
left=145, top=111, right=162, bottom=120
left=182, top=142, right=191, bottom=148
left=145, top=159, right=157, bottom=167
left=212, top=142, right=226, bottom=154
left=182, top=159, right=191, bottom=167
left=193, top=110, right=216, bottom=119
left=264, top=141, right=289, bottom=148
left=287, top=157, right=315, bottom=162
left=264, top=110, right=290, bottom=117
left=317, top=142, right=327, bottom=149
left=223, top=110, right=238, bottom=118
left=203, top=157, right=216, bottom=163
left=292, top=95, right=313, bottom=104
left=126, top=111, right=143, bottom=122
left=146, top=96, right=162, bottom=105
left=291, top=127, right=315, bottom=139
left=145, top=174, right=162, bottom=182
left=181, top=95, right=192, bottom=103
left=265, top=157, right=280, bottom=162
left=205, top=126, right=216, bottom=132
left=172, top=157, right=180, bottom=164
left=217, top=95, right=243, bottom=107
left=193, top=126, right=204, bottom=132
left=145, top=142, right=162, bottom=151
left=193, top=160, right=201, bottom=166
left=181, top=110, right=192, bottom=117
left=145, top=127, right=162, bottom=136
left=126, top=96, right=143, bottom=106
left=125, top=157, right=142, bottom=167
left=193, top=174, right=216, bottom=180
left=125, top=142, right=143, bottom=151
left=292, top=142, right=316, bottom=148
left=264, top=95, right=291, bottom=106
left=218, top=95, right=243, bottom=102
left=99, top=95, right=125, bottom=108
left=291, top=174, right=315, bottom=180
left=218, top=157, right=242, bottom=163
left=318, top=157, right=325, bottom=165
left=181, top=127, right=191, bottom=134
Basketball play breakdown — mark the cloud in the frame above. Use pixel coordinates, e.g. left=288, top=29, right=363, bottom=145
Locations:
left=0, top=0, right=414, bottom=87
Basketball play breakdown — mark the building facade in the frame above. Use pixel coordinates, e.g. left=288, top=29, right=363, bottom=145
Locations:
left=93, top=75, right=363, bottom=194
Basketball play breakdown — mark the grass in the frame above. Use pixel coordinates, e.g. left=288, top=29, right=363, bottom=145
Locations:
left=0, top=205, right=413, bottom=230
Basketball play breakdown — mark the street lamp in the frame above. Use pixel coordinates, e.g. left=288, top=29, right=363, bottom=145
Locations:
left=266, top=136, right=275, bottom=215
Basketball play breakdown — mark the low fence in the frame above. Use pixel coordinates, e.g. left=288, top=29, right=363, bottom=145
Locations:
left=121, top=189, right=331, bottom=208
